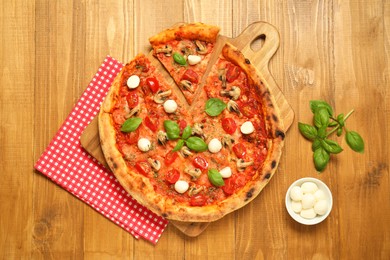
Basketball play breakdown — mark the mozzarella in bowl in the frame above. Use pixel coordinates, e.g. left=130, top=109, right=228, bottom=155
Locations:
left=285, top=177, right=333, bottom=225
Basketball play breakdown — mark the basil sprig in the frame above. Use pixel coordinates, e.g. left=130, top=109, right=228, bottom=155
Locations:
left=299, top=100, right=365, bottom=172
left=163, top=120, right=180, bottom=140
left=208, top=169, right=225, bottom=187
left=205, top=98, right=226, bottom=116
left=185, top=136, right=207, bottom=152
left=121, top=117, right=142, bottom=132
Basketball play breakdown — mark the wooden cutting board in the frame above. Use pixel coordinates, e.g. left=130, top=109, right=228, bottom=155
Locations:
left=80, top=22, right=294, bottom=237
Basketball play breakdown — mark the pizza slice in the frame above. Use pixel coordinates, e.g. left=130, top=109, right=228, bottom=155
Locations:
left=149, top=23, right=220, bottom=104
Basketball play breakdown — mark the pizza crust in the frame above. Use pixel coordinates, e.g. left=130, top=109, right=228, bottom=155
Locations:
left=149, top=22, right=220, bottom=45
left=99, top=44, right=285, bottom=223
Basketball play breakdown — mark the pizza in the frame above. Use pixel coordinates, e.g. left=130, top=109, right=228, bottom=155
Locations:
left=98, top=23, right=285, bottom=222
left=149, top=23, right=219, bottom=104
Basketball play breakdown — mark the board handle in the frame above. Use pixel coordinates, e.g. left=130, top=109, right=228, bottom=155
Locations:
left=230, top=22, right=280, bottom=71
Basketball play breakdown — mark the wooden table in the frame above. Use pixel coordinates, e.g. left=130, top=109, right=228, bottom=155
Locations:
left=1, top=1, right=389, bottom=259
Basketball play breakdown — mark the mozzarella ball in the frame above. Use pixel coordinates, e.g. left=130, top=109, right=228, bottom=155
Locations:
left=137, top=138, right=151, bottom=152
left=219, top=167, right=232, bottom=178
left=127, top=75, right=140, bottom=89
left=188, top=55, right=202, bottom=65
left=314, top=200, right=328, bottom=215
left=240, top=121, right=255, bottom=134
left=301, top=193, right=316, bottom=209
left=208, top=138, right=222, bottom=153
left=301, top=181, right=319, bottom=194
left=314, top=189, right=326, bottom=201
left=174, top=180, right=189, bottom=194
left=300, top=208, right=317, bottom=219
left=291, top=201, right=302, bottom=213
left=290, top=186, right=303, bottom=201
left=163, top=99, right=178, bottom=113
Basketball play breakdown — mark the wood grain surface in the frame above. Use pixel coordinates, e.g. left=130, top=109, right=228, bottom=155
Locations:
left=1, top=0, right=389, bottom=259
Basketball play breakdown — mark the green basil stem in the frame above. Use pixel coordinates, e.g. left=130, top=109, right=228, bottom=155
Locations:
left=326, top=109, right=354, bottom=137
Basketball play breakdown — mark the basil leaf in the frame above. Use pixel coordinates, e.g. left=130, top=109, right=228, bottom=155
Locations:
left=313, top=147, right=330, bottom=172
left=320, top=139, right=343, bottom=154
left=208, top=169, right=225, bottom=187
left=121, top=117, right=142, bottom=132
left=337, top=128, right=343, bottom=136
left=328, top=120, right=338, bottom=127
left=185, top=136, right=207, bottom=152
left=310, top=100, right=333, bottom=116
left=163, top=120, right=180, bottom=140
left=173, top=52, right=187, bottom=65
left=314, top=108, right=330, bottom=128
left=298, top=122, right=317, bottom=140
left=312, top=138, right=321, bottom=152
left=182, top=125, right=192, bottom=140
left=172, top=139, right=184, bottom=152
left=205, top=98, right=226, bottom=117
left=337, top=113, right=345, bottom=127
left=317, top=125, right=327, bottom=138
left=346, top=131, right=364, bottom=153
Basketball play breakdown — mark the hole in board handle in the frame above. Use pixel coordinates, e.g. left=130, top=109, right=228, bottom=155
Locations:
left=250, top=34, right=266, bottom=52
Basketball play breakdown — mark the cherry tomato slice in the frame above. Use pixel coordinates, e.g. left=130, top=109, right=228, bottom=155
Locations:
left=144, top=116, right=159, bottom=132
left=222, top=178, right=235, bottom=195
left=135, top=161, right=150, bottom=176
left=123, top=128, right=139, bottom=144
left=189, top=194, right=207, bottom=206
left=181, top=69, right=199, bottom=83
left=145, top=77, right=160, bottom=93
left=178, top=119, right=187, bottom=132
left=192, top=156, right=208, bottom=170
left=233, top=143, right=247, bottom=159
left=226, top=63, right=241, bottom=83
left=221, top=117, right=237, bottom=135
left=222, top=175, right=247, bottom=195
left=164, top=151, right=178, bottom=165
left=126, top=93, right=139, bottom=109
left=165, top=169, right=180, bottom=184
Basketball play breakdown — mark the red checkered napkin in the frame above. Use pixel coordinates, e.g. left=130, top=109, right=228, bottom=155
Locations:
left=34, top=56, right=168, bottom=244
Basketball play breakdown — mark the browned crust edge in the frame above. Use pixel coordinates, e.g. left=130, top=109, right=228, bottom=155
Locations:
left=149, top=22, right=220, bottom=45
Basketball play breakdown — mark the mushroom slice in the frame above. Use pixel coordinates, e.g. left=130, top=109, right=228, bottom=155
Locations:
left=156, top=45, right=173, bottom=56
left=153, top=89, right=172, bottom=104
left=147, top=158, right=161, bottom=172
left=195, top=40, right=208, bottom=55
left=188, top=185, right=204, bottom=196
left=185, top=167, right=202, bottom=179
left=125, top=104, right=141, bottom=118
left=236, top=159, right=254, bottom=172
left=192, top=123, right=206, bottom=139
left=180, top=146, right=193, bottom=157
left=227, top=100, right=241, bottom=116
left=220, top=86, right=241, bottom=100
left=180, top=80, right=194, bottom=93
left=181, top=46, right=192, bottom=58
left=221, top=134, right=235, bottom=149
left=218, top=69, right=227, bottom=89
left=157, top=131, right=168, bottom=145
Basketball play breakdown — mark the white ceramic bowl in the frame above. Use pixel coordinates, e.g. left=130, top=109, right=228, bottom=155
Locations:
left=285, top=177, right=333, bottom=225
